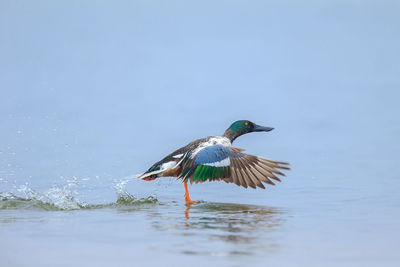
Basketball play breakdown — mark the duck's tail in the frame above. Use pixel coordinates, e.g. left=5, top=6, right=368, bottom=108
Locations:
left=136, top=168, right=164, bottom=180
left=137, top=152, right=188, bottom=181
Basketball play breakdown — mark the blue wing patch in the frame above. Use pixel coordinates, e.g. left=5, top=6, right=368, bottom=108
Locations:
left=194, top=144, right=231, bottom=164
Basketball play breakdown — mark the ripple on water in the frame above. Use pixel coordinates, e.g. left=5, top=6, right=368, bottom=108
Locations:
left=148, top=201, right=287, bottom=257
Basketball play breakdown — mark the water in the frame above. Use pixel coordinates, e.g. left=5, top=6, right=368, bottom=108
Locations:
left=1, top=169, right=399, bottom=266
left=1, top=1, right=400, bottom=266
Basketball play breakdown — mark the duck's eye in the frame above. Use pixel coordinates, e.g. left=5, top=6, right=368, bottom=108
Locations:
left=244, top=122, right=248, bottom=126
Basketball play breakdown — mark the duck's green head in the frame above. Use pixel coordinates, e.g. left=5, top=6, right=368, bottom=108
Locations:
left=223, top=120, right=274, bottom=142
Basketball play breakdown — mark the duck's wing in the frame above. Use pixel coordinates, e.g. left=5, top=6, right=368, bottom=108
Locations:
left=179, top=144, right=290, bottom=189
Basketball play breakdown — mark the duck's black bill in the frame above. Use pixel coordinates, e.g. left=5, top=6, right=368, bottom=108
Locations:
left=253, top=124, right=274, bottom=132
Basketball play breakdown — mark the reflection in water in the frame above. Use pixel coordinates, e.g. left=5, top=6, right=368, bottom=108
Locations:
left=152, top=202, right=286, bottom=257
left=184, top=203, right=192, bottom=219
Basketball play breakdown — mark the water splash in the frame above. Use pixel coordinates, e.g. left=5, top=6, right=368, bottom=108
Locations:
left=0, top=192, right=158, bottom=211
left=113, top=174, right=137, bottom=197
left=0, top=192, right=60, bottom=211
left=0, top=176, right=158, bottom=211
left=16, top=177, right=87, bottom=210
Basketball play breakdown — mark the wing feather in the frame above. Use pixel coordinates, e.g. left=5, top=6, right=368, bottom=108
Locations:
left=234, top=162, right=248, bottom=188
left=176, top=142, right=289, bottom=189
left=230, top=161, right=241, bottom=186
left=238, top=158, right=258, bottom=189
left=247, top=165, right=266, bottom=189
left=231, top=159, right=245, bottom=187
left=235, top=159, right=252, bottom=188
left=251, top=165, right=275, bottom=186
left=256, top=165, right=280, bottom=185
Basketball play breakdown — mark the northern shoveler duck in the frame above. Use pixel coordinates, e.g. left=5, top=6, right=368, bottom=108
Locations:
left=137, top=120, right=290, bottom=204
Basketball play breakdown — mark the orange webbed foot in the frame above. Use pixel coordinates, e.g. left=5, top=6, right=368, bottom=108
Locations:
left=184, top=195, right=197, bottom=205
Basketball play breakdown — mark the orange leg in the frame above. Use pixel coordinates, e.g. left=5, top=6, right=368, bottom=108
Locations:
left=184, top=182, right=196, bottom=204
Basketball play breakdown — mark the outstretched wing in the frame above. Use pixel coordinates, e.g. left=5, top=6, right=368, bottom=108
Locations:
left=179, top=144, right=290, bottom=189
